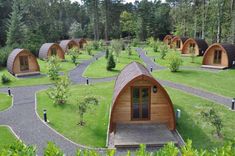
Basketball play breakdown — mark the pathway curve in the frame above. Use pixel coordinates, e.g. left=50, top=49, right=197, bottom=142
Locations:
left=0, top=49, right=233, bottom=155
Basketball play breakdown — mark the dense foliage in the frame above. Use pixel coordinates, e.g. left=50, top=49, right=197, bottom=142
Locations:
left=1, top=140, right=235, bottom=156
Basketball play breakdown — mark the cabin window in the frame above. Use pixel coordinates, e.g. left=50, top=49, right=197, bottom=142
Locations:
left=19, top=56, right=29, bottom=71
left=68, top=43, right=73, bottom=49
left=51, top=48, right=57, bottom=56
left=213, top=50, right=222, bottom=64
left=131, top=87, right=150, bottom=120
left=176, top=40, right=181, bottom=48
left=190, top=43, right=195, bottom=48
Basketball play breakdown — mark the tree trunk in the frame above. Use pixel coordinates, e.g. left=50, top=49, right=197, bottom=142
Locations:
left=104, top=0, right=109, bottom=41
left=217, top=0, right=225, bottom=43
left=201, top=0, right=206, bottom=39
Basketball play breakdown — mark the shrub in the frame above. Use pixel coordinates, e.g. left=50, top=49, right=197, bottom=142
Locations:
left=165, top=52, right=183, bottom=72
left=44, top=142, right=64, bottom=156
left=201, top=108, right=223, bottom=137
left=106, top=53, right=116, bottom=71
left=127, top=44, right=132, bottom=56
left=105, top=48, right=109, bottom=59
left=85, top=43, right=93, bottom=56
left=68, top=47, right=79, bottom=66
left=1, top=74, right=11, bottom=84
left=47, top=56, right=60, bottom=80
left=92, top=41, right=99, bottom=50
left=160, top=44, right=168, bottom=59
left=153, top=42, right=159, bottom=52
left=47, top=76, right=70, bottom=105
left=147, top=37, right=155, bottom=47
left=132, top=38, right=139, bottom=47
left=0, top=141, right=36, bottom=155
left=99, top=40, right=105, bottom=49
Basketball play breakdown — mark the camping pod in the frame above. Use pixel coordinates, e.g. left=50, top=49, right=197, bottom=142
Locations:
left=59, top=39, right=79, bottom=53
left=202, top=43, right=235, bottom=69
left=7, top=49, right=40, bottom=77
left=171, top=37, right=188, bottom=51
left=107, top=62, right=178, bottom=147
left=181, top=38, right=208, bottom=56
left=74, top=38, right=87, bottom=49
left=163, top=35, right=174, bottom=47
left=39, top=43, right=65, bottom=60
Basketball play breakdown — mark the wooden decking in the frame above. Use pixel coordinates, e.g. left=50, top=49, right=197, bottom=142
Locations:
left=108, top=123, right=184, bottom=148
left=15, top=71, right=40, bottom=77
left=201, top=65, right=227, bottom=70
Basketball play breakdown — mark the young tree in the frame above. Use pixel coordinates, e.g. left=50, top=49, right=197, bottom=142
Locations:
left=105, top=48, right=109, bottom=59
left=44, top=142, right=64, bottom=156
left=47, top=56, right=60, bottom=80
left=160, top=45, right=168, bottom=59
left=77, top=96, right=99, bottom=126
left=120, top=11, right=136, bottom=37
left=68, top=48, right=80, bottom=66
left=127, top=44, right=132, bottom=57
left=165, top=51, right=183, bottom=72
left=111, top=39, right=122, bottom=58
left=6, top=0, right=27, bottom=46
left=106, top=53, right=116, bottom=71
left=201, top=108, right=223, bottom=137
left=47, top=76, right=70, bottom=105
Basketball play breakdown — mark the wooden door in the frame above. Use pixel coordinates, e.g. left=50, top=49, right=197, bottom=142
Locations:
left=19, top=56, right=29, bottom=71
left=131, top=87, right=151, bottom=120
left=213, top=50, right=222, bottom=64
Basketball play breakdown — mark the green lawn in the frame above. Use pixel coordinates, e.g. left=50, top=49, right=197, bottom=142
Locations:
left=37, top=81, right=234, bottom=149
left=83, top=49, right=144, bottom=78
left=0, top=93, right=12, bottom=111
left=166, top=87, right=235, bottom=149
left=144, top=46, right=203, bottom=67
left=153, top=69, right=235, bottom=97
left=0, top=126, right=18, bottom=150
left=37, top=81, right=114, bottom=147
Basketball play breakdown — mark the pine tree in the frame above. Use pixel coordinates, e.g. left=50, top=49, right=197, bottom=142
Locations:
left=6, top=0, right=26, bottom=46
left=106, top=53, right=116, bottom=71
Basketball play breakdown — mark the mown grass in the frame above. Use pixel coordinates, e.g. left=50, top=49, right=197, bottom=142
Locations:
left=37, top=81, right=235, bottom=149
left=37, top=81, right=114, bottom=147
left=0, top=126, right=18, bottom=150
left=153, top=69, right=235, bottom=97
left=0, top=93, right=12, bottom=111
left=144, top=46, right=203, bottom=67
left=83, top=49, right=144, bottom=78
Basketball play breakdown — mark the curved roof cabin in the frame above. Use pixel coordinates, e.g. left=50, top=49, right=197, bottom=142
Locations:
left=171, top=37, right=188, bottom=51
left=108, top=62, right=177, bottom=147
left=202, top=43, right=235, bottom=69
left=39, top=43, right=65, bottom=60
left=163, top=35, right=174, bottom=47
left=7, top=49, right=40, bottom=77
left=74, top=38, right=87, bottom=49
left=59, top=39, right=79, bottom=53
left=182, top=38, right=208, bottom=56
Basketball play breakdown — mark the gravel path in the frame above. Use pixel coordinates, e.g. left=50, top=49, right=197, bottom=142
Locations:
left=0, top=50, right=233, bottom=155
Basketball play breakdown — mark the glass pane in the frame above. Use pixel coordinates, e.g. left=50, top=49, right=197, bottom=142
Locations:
left=132, top=87, right=140, bottom=119
left=142, top=88, right=149, bottom=118
left=51, top=48, right=57, bottom=56
left=20, top=56, right=29, bottom=71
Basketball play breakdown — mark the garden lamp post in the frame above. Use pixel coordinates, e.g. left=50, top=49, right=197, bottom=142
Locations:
left=150, top=66, right=153, bottom=72
left=176, top=109, right=181, bottom=119
left=153, top=58, right=155, bottom=62
left=86, top=77, right=89, bottom=85
left=43, top=109, right=47, bottom=122
left=232, top=98, right=235, bottom=110
left=8, top=87, right=11, bottom=96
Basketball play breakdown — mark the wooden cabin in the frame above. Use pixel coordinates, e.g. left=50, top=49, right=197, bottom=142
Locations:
left=171, top=37, right=188, bottom=51
left=39, top=43, right=65, bottom=60
left=74, top=38, right=87, bottom=49
left=181, top=38, right=208, bottom=56
left=163, top=35, right=174, bottom=47
left=108, top=62, right=177, bottom=147
left=59, top=39, right=79, bottom=53
left=7, top=49, right=40, bottom=77
left=202, top=43, right=235, bottom=69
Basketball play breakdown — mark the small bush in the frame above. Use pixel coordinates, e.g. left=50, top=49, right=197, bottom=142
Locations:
left=1, top=74, right=11, bottom=84
left=68, top=48, right=79, bottom=66
left=47, top=56, right=60, bottom=80
left=44, top=142, right=64, bottom=156
left=106, top=53, right=116, bottom=71
left=165, top=52, right=183, bottom=72
left=189, top=47, right=196, bottom=63
left=92, top=41, right=99, bottom=50
left=127, top=44, right=132, bottom=56
left=153, top=42, right=159, bottom=52
left=147, top=37, right=155, bottom=47
left=132, top=38, right=139, bottom=47
left=160, top=44, right=168, bottom=59
left=111, top=40, right=122, bottom=57
left=85, top=43, right=93, bottom=56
